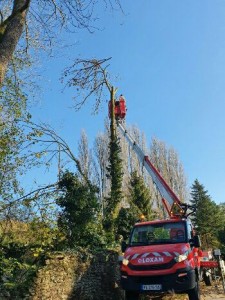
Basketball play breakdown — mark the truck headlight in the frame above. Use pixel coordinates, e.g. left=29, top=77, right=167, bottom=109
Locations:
left=174, top=254, right=187, bottom=263
left=122, top=258, right=129, bottom=266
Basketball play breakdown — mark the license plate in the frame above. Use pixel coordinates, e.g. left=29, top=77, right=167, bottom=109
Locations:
left=141, top=284, right=162, bottom=291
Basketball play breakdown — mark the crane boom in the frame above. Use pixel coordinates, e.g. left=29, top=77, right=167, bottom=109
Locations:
left=108, top=95, right=191, bottom=218
left=117, top=122, right=186, bottom=218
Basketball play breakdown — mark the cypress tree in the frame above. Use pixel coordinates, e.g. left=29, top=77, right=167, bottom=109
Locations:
left=129, top=171, right=153, bottom=220
left=190, top=179, right=207, bottom=228
left=218, top=203, right=225, bottom=255
left=105, top=135, right=123, bottom=219
left=115, top=207, right=137, bottom=240
left=190, top=179, right=224, bottom=249
left=115, top=171, right=154, bottom=240
left=104, top=88, right=123, bottom=237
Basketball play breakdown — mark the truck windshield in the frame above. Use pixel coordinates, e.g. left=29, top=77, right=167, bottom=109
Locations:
left=130, top=222, right=186, bottom=246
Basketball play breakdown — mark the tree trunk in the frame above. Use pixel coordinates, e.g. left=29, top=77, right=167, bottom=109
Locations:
left=0, top=0, right=30, bottom=86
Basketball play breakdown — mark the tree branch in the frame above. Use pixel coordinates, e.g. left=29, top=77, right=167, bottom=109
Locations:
left=62, top=57, right=112, bottom=112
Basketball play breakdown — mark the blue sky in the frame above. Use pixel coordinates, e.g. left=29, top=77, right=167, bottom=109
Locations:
left=29, top=1, right=225, bottom=204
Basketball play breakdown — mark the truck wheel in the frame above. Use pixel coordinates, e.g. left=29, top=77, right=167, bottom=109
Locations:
left=203, top=272, right=212, bottom=286
left=187, top=280, right=200, bottom=300
left=125, top=291, right=139, bottom=300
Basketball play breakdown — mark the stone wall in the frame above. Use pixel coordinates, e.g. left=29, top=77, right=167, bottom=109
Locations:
left=28, top=250, right=124, bottom=300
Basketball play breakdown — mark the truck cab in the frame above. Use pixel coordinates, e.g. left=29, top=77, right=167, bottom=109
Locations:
left=120, top=218, right=201, bottom=300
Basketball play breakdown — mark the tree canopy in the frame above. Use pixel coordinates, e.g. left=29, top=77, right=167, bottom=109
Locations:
left=57, top=170, right=104, bottom=248
left=190, top=179, right=225, bottom=249
left=0, top=1, right=122, bottom=86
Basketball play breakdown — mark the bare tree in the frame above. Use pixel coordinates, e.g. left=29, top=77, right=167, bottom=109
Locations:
left=128, top=125, right=148, bottom=175
left=118, top=124, right=151, bottom=198
left=149, top=137, right=188, bottom=203
left=0, top=0, right=30, bottom=85
left=62, top=57, right=114, bottom=112
left=78, top=129, right=93, bottom=181
left=21, top=121, right=91, bottom=185
left=118, top=129, right=188, bottom=218
left=0, top=1, right=122, bottom=86
left=0, top=120, right=97, bottom=225
left=93, top=129, right=110, bottom=214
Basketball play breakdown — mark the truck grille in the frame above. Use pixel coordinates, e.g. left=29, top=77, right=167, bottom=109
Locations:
left=128, top=259, right=176, bottom=271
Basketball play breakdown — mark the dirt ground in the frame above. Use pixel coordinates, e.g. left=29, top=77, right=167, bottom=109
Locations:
left=200, top=281, right=225, bottom=300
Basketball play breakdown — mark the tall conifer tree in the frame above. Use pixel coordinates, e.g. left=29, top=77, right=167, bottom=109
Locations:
left=104, top=89, right=123, bottom=236
left=129, top=171, right=153, bottom=220
left=115, top=171, right=154, bottom=240
left=190, top=179, right=224, bottom=249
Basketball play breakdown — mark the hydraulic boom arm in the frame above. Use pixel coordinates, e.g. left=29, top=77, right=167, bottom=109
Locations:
left=108, top=95, right=191, bottom=219
left=117, top=122, right=186, bottom=218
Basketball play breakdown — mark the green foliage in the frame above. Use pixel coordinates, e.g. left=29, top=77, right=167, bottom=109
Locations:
left=190, top=179, right=225, bottom=249
left=0, top=43, right=62, bottom=298
left=218, top=227, right=225, bottom=256
left=105, top=126, right=124, bottom=237
left=106, top=135, right=124, bottom=213
left=115, top=171, right=154, bottom=240
left=0, top=242, right=38, bottom=298
left=0, top=66, right=32, bottom=207
left=0, top=217, right=62, bottom=298
left=129, top=171, right=153, bottom=220
left=218, top=203, right=225, bottom=255
left=57, top=171, right=105, bottom=249
left=190, top=179, right=207, bottom=228
left=115, top=207, right=137, bottom=240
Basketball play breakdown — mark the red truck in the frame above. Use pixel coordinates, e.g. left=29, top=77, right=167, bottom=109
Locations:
left=120, top=218, right=201, bottom=300
left=109, top=96, right=201, bottom=300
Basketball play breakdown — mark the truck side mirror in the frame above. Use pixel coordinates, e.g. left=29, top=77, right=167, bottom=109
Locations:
left=121, top=241, right=128, bottom=253
left=190, top=235, right=201, bottom=248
